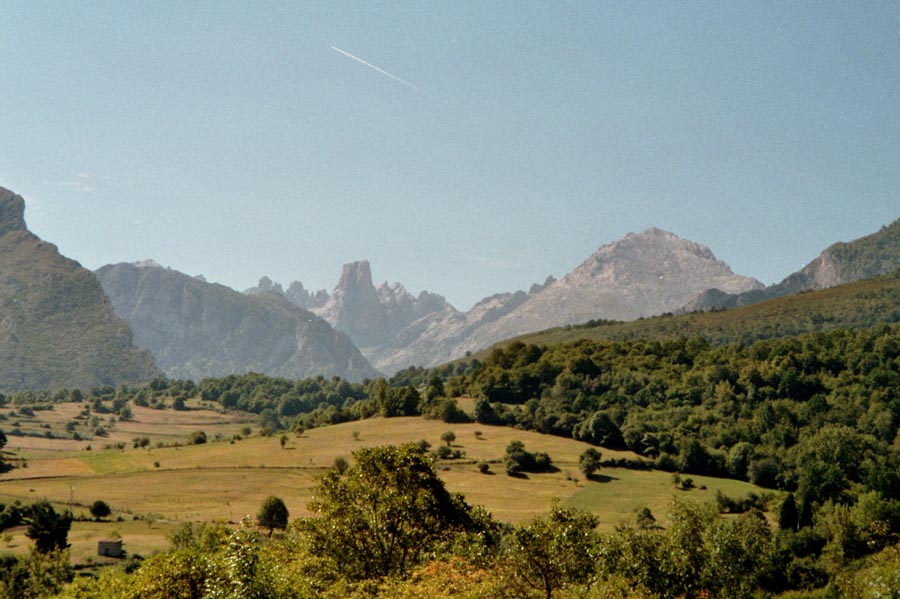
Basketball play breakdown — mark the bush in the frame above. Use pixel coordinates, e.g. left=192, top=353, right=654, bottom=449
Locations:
left=189, top=431, right=207, bottom=445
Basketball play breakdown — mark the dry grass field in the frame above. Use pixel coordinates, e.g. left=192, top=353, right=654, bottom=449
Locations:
left=0, top=401, right=773, bottom=564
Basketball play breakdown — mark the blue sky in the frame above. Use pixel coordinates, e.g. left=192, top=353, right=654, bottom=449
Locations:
left=1, top=2, right=897, bottom=309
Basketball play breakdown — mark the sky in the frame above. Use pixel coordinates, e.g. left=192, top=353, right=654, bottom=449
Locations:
left=1, top=2, right=897, bottom=310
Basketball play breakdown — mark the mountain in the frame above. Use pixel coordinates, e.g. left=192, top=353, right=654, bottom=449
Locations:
left=0, top=187, right=160, bottom=391
left=372, top=228, right=764, bottom=372
left=244, top=276, right=328, bottom=310
left=249, top=261, right=456, bottom=352
left=95, top=262, right=379, bottom=382
left=683, top=218, right=900, bottom=312
left=270, top=228, right=762, bottom=374
left=480, top=270, right=900, bottom=356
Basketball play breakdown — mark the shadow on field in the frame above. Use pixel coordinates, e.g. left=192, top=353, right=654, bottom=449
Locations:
left=586, top=473, right=617, bottom=483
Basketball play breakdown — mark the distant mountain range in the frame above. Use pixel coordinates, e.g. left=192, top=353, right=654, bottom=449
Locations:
left=1, top=183, right=897, bottom=390
left=95, top=262, right=378, bottom=382
left=251, top=228, right=764, bottom=373
left=0, top=187, right=159, bottom=391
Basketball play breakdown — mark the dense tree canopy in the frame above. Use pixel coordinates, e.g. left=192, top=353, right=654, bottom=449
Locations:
left=298, top=444, right=486, bottom=580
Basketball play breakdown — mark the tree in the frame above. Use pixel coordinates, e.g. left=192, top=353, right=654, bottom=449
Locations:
left=579, top=448, right=602, bottom=479
left=574, top=411, right=625, bottom=449
left=332, top=456, right=349, bottom=474
left=90, top=500, right=111, bottom=521
left=778, top=493, right=799, bottom=532
left=26, top=501, right=72, bottom=553
left=474, top=398, right=499, bottom=425
left=256, top=496, right=288, bottom=536
left=501, top=503, right=599, bottom=599
left=441, top=431, right=456, bottom=446
left=298, top=444, right=483, bottom=580
left=505, top=440, right=554, bottom=475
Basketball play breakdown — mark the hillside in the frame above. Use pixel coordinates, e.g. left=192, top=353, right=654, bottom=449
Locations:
left=0, top=187, right=159, bottom=391
left=684, top=217, right=900, bottom=311
left=95, top=262, right=379, bottom=382
left=482, top=270, right=900, bottom=353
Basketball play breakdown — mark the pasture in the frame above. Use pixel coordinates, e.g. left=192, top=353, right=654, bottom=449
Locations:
left=0, top=401, right=773, bottom=563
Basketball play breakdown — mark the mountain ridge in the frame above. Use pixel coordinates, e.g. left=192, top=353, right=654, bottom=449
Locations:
left=0, top=187, right=160, bottom=391
left=253, top=228, right=763, bottom=374
left=682, top=217, right=900, bottom=312
left=95, top=262, right=379, bottom=382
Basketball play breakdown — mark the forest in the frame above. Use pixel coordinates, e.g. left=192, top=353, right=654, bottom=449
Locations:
left=1, top=322, right=900, bottom=597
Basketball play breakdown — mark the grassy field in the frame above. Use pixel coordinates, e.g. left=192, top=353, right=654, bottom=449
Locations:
left=0, top=401, right=774, bottom=564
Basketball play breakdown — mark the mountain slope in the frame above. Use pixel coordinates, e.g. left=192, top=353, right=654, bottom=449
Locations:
left=683, top=218, right=900, bottom=312
left=479, top=271, right=900, bottom=355
left=95, top=263, right=379, bottom=382
left=300, top=229, right=763, bottom=373
left=0, top=187, right=160, bottom=391
left=463, top=228, right=763, bottom=348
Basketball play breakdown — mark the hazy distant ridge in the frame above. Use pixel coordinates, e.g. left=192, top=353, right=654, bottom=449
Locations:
left=96, top=262, right=378, bottom=382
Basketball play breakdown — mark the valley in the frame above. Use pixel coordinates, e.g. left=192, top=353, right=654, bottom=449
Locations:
left=0, top=400, right=767, bottom=566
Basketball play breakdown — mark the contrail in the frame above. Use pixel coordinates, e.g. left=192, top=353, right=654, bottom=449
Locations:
left=331, top=46, right=425, bottom=94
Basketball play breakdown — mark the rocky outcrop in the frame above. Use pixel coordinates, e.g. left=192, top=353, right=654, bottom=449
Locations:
left=314, top=261, right=392, bottom=347
left=0, top=187, right=160, bottom=391
left=683, top=218, right=900, bottom=312
left=0, top=190, right=26, bottom=235
left=286, top=281, right=329, bottom=309
left=244, top=277, right=329, bottom=310
left=96, top=262, right=379, bottom=382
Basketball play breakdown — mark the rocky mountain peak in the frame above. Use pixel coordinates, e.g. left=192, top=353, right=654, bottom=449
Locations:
left=285, top=281, right=329, bottom=309
left=315, top=260, right=389, bottom=347
left=0, top=187, right=160, bottom=390
left=336, top=260, right=375, bottom=292
left=0, top=187, right=27, bottom=235
left=600, top=227, right=717, bottom=263
left=254, top=275, right=283, bottom=294
left=577, top=228, right=747, bottom=287
left=132, top=259, right=164, bottom=269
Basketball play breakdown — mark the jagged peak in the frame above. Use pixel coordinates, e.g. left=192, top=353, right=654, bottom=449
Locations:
left=0, top=187, right=27, bottom=234
left=334, top=260, right=375, bottom=292
left=132, top=259, right=164, bottom=269
left=588, top=227, right=720, bottom=266
left=253, top=275, right=283, bottom=294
